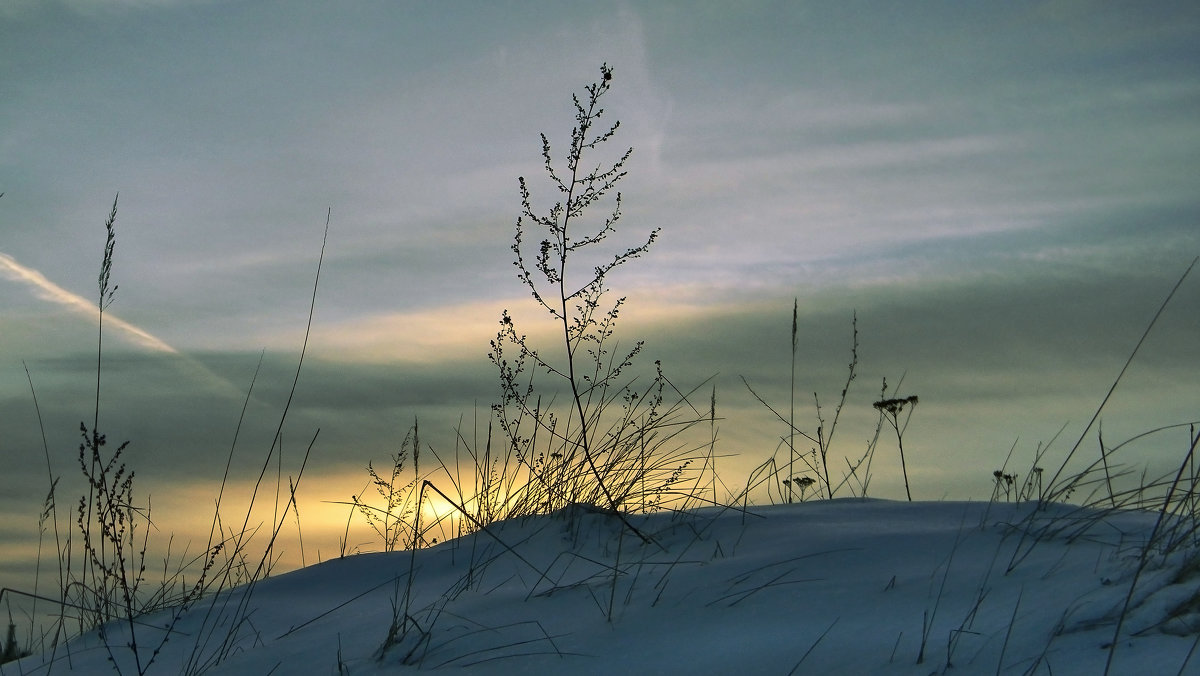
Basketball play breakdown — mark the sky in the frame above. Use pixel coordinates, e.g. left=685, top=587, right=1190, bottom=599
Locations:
left=1, top=1, right=1199, bottom=593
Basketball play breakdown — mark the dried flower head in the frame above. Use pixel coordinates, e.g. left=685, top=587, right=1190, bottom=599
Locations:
left=872, top=395, right=919, bottom=415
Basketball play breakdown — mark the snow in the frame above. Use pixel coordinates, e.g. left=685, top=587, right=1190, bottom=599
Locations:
left=6, top=499, right=1199, bottom=675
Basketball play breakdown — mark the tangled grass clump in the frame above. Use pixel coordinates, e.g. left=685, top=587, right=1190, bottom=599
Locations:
left=431, top=63, right=717, bottom=539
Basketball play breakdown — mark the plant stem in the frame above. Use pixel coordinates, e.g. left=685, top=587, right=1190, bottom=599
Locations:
left=789, top=298, right=796, bottom=502
left=898, top=429, right=912, bottom=502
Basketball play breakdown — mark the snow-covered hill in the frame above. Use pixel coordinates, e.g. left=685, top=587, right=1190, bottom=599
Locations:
left=7, top=499, right=1199, bottom=675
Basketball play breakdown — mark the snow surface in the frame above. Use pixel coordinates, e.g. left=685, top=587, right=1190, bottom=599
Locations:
left=6, top=499, right=1199, bottom=675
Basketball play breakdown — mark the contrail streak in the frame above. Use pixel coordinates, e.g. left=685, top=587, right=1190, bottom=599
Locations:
left=0, top=251, right=177, bottom=353
left=0, top=251, right=258, bottom=401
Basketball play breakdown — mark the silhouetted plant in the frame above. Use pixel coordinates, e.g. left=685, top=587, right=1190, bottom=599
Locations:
left=73, top=195, right=157, bottom=671
left=992, top=470, right=1017, bottom=502
left=346, top=419, right=423, bottom=552
left=742, top=308, right=859, bottom=501
left=874, top=390, right=919, bottom=501
left=2, top=622, right=27, bottom=664
left=484, top=64, right=708, bottom=539
left=783, top=475, right=817, bottom=501
left=19, top=196, right=224, bottom=675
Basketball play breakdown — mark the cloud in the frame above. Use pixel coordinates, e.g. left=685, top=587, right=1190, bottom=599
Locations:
left=0, top=0, right=210, bottom=19
left=307, top=299, right=511, bottom=364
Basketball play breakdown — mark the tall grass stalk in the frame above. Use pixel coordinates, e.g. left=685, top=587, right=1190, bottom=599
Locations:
left=1004, top=258, right=1200, bottom=577
left=1041, top=255, right=1198, bottom=504
left=185, top=209, right=330, bottom=673
left=1104, top=426, right=1200, bottom=675
left=788, top=299, right=797, bottom=502
left=743, top=311, right=858, bottom=501
left=23, top=362, right=63, bottom=656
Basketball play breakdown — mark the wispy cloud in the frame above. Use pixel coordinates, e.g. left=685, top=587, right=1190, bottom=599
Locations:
left=1, top=0, right=205, bottom=18
left=0, top=250, right=177, bottom=354
left=308, top=299, right=523, bottom=364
